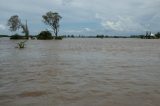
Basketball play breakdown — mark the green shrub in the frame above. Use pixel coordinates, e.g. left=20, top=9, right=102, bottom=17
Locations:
left=155, top=32, right=160, bottom=39
left=37, top=31, right=53, bottom=40
left=54, top=36, right=63, bottom=40
left=10, top=34, right=28, bottom=40
left=17, top=41, right=27, bottom=48
left=96, top=35, right=104, bottom=39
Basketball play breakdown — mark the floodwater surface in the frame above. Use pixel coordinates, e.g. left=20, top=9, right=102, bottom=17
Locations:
left=0, top=38, right=160, bottom=106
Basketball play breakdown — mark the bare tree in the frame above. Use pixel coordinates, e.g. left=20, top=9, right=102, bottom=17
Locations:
left=42, top=11, right=62, bottom=37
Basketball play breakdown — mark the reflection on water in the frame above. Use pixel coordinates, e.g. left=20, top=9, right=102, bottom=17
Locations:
left=0, top=38, right=160, bottom=106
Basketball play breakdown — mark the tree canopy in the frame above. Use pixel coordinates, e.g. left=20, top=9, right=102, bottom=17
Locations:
left=7, top=15, right=21, bottom=32
left=7, top=15, right=29, bottom=38
left=42, top=11, right=62, bottom=37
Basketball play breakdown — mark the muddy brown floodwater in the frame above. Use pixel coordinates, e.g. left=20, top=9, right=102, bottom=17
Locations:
left=0, top=38, right=160, bottom=106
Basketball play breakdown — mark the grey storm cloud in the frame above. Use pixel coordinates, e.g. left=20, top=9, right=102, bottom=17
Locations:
left=0, top=0, right=160, bottom=35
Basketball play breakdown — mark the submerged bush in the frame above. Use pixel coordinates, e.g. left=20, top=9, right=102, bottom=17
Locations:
left=17, top=41, right=27, bottom=48
left=37, top=31, right=53, bottom=40
left=155, top=32, right=160, bottom=39
left=10, top=34, right=28, bottom=40
left=96, top=35, right=104, bottom=39
left=54, top=36, right=63, bottom=40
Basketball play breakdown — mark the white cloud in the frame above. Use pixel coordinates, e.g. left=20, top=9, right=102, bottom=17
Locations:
left=65, top=29, right=83, bottom=33
left=84, top=28, right=92, bottom=32
left=100, top=16, right=145, bottom=32
left=63, top=27, right=93, bottom=35
left=0, top=24, right=6, bottom=30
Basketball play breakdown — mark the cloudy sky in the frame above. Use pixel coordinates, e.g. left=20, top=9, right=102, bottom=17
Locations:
left=0, top=0, right=160, bottom=36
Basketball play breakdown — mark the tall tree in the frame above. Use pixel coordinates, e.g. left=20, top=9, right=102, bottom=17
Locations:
left=7, top=15, right=21, bottom=32
left=21, top=20, right=29, bottom=38
left=7, top=15, right=29, bottom=38
left=42, top=11, right=62, bottom=37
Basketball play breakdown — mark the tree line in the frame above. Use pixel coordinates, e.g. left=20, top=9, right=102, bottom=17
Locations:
left=130, top=31, right=160, bottom=39
left=5, top=11, right=160, bottom=39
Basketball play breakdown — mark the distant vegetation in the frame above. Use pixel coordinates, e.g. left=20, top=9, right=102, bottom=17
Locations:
left=1, top=32, right=160, bottom=39
left=130, top=31, right=160, bottom=39
left=0, top=13, right=159, bottom=40
left=155, top=32, right=160, bottom=39
left=37, top=31, right=53, bottom=40
left=62, top=35, right=133, bottom=38
left=54, top=36, right=63, bottom=40
left=5, top=11, right=63, bottom=40
left=0, top=35, right=9, bottom=37
left=10, top=34, right=29, bottom=40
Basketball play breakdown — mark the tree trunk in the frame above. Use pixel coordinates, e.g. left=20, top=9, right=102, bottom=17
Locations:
left=25, top=20, right=29, bottom=39
left=55, top=30, right=57, bottom=37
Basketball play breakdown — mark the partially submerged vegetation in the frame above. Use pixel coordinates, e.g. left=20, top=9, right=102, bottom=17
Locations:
left=6, top=11, right=62, bottom=40
left=7, top=15, right=29, bottom=39
left=130, top=31, right=160, bottom=39
left=42, top=11, right=62, bottom=40
left=0, top=12, right=159, bottom=40
left=16, top=40, right=27, bottom=48
left=37, top=31, right=53, bottom=40
left=10, top=34, right=28, bottom=40
left=54, top=36, right=63, bottom=40
left=0, top=35, right=9, bottom=37
left=1, top=32, right=160, bottom=39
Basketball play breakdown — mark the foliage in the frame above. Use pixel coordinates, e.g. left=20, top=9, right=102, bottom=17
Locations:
left=0, top=35, right=9, bottom=37
left=10, top=34, right=28, bottom=40
left=37, top=31, right=53, bottom=40
left=155, top=32, right=160, bottom=39
left=17, top=41, right=27, bottom=48
left=54, top=36, right=63, bottom=40
left=21, top=20, right=29, bottom=38
left=42, top=11, right=62, bottom=37
left=7, top=15, right=29, bottom=38
left=96, top=35, right=104, bottom=38
left=7, top=15, right=21, bottom=32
